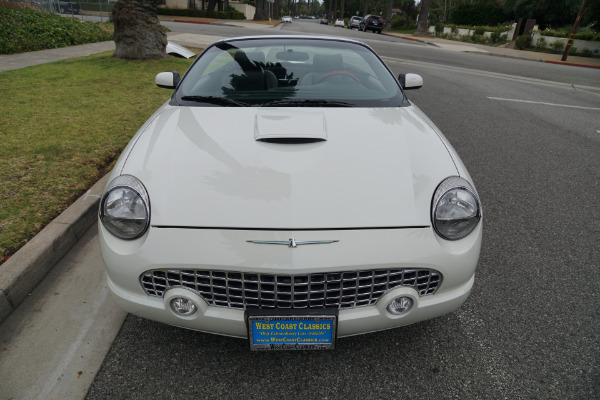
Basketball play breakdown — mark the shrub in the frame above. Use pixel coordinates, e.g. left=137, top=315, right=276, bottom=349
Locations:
left=435, top=22, right=444, bottom=34
left=390, top=16, right=404, bottom=28
left=574, top=30, right=600, bottom=41
left=515, top=35, right=532, bottom=50
left=550, top=40, right=565, bottom=53
left=539, top=29, right=600, bottom=41
left=535, top=36, right=546, bottom=49
left=0, top=3, right=112, bottom=54
left=539, top=29, right=568, bottom=38
left=569, top=46, right=577, bottom=55
left=489, top=31, right=509, bottom=44
left=473, top=27, right=485, bottom=36
left=581, top=48, right=594, bottom=57
left=471, top=34, right=490, bottom=44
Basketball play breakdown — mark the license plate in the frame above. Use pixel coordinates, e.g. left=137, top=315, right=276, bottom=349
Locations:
left=247, top=309, right=338, bottom=351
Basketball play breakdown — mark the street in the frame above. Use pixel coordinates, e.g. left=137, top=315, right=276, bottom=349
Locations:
left=2, top=19, right=599, bottom=400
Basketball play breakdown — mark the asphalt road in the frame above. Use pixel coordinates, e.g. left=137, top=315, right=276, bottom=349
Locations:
left=164, top=18, right=600, bottom=88
left=47, top=20, right=600, bottom=399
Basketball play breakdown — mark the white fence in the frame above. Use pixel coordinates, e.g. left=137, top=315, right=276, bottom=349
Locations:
left=429, top=23, right=600, bottom=55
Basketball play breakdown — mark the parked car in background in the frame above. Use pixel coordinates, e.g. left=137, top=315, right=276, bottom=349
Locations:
left=99, top=35, right=483, bottom=351
left=359, top=14, right=384, bottom=33
left=320, top=17, right=328, bottom=24
left=347, top=16, right=363, bottom=29
left=57, top=0, right=80, bottom=14
left=334, top=18, right=344, bottom=27
left=281, top=16, right=292, bottom=23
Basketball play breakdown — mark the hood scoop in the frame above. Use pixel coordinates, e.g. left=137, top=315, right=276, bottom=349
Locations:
left=255, top=110, right=327, bottom=143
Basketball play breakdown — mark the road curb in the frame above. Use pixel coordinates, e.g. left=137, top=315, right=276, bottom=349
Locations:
left=544, top=60, right=600, bottom=69
left=173, top=19, right=211, bottom=24
left=388, top=34, right=440, bottom=47
left=0, top=174, right=109, bottom=325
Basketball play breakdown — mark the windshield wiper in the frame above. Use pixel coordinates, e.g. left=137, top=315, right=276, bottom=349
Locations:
left=180, top=96, right=249, bottom=107
left=260, top=99, right=354, bottom=107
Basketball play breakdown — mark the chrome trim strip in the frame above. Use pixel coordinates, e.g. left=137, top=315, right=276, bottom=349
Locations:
left=152, top=226, right=430, bottom=231
left=246, top=238, right=339, bottom=248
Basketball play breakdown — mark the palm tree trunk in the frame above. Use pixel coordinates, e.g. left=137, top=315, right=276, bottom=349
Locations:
left=112, top=0, right=166, bottom=60
left=415, top=0, right=431, bottom=36
left=384, top=0, right=392, bottom=29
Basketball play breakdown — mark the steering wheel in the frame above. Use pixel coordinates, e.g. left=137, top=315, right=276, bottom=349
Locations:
left=317, top=70, right=361, bottom=84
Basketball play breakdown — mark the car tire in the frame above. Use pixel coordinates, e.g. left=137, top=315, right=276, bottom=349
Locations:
left=377, top=29, right=382, bottom=34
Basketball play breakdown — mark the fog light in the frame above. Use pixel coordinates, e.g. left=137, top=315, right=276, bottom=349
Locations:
left=170, top=297, right=197, bottom=316
left=387, top=296, right=413, bottom=315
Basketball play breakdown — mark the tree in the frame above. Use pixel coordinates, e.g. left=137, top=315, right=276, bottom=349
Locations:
left=207, top=0, right=218, bottom=10
left=415, top=0, right=431, bottom=36
left=582, top=0, right=600, bottom=31
left=384, top=0, right=393, bottom=28
left=505, top=0, right=582, bottom=28
left=451, top=2, right=508, bottom=26
left=112, top=0, right=166, bottom=59
left=254, top=0, right=268, bottom=19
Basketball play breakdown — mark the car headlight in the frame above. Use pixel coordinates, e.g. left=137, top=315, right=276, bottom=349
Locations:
left=432, top=176, right=481, bottom=241
left=99, top=175, right=150, bottom=240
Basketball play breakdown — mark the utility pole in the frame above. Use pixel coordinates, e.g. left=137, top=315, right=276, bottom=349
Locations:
left=561, top=0, right=586, bottom=61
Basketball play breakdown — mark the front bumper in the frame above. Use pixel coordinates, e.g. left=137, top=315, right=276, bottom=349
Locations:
left=100, top=223, right=482, bottom=338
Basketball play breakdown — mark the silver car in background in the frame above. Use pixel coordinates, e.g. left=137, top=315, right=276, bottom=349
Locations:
left=348, top=16, right=363, bottom=29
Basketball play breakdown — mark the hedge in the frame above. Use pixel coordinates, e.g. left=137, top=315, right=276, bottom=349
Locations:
left=538, top=28, right=600, bottom=41
left=0, top=4, right=112, bottom=54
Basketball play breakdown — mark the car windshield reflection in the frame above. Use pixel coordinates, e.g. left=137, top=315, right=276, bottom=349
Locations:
left=177, top=38, right=405, bottom=107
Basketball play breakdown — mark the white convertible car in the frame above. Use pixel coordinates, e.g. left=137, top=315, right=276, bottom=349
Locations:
left=99, top=36, right=482, bottom=350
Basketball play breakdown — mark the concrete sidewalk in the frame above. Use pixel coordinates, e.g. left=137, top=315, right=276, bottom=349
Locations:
left=0, top=41, right=116, bottom=73
left=0, top=32, right=211, bottom=73
left=387, top=32, right=600, bottom=69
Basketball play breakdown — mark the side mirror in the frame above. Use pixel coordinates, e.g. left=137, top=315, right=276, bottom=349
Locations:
left=155, top=71, right=181, bottom=89
left=398, top=73, right=423, bottom=90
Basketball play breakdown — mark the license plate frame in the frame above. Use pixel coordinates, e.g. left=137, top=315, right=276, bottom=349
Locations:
left=246, top=309, right=338, bottom=351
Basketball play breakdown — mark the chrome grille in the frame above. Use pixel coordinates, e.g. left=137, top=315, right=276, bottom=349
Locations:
left=140, top=268, right=442, bottom=310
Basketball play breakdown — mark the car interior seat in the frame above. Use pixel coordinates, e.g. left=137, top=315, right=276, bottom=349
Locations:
left=299, top=53, right=343, bottom=85
left=232, top=51, right=277, bottom=91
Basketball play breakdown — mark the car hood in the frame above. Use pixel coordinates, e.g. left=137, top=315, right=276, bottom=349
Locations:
left=119, top=105, right=458, bottom=229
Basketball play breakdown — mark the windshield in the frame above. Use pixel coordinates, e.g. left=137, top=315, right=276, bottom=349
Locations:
left=176, top=38, right=405, bottom=107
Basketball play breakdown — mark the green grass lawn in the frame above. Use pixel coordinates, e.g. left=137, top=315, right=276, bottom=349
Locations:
left=0, top=52, right=195, bottom=263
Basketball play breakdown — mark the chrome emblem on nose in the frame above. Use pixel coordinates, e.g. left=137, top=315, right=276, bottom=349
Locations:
left=247, top=238, right=339, bottom=248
